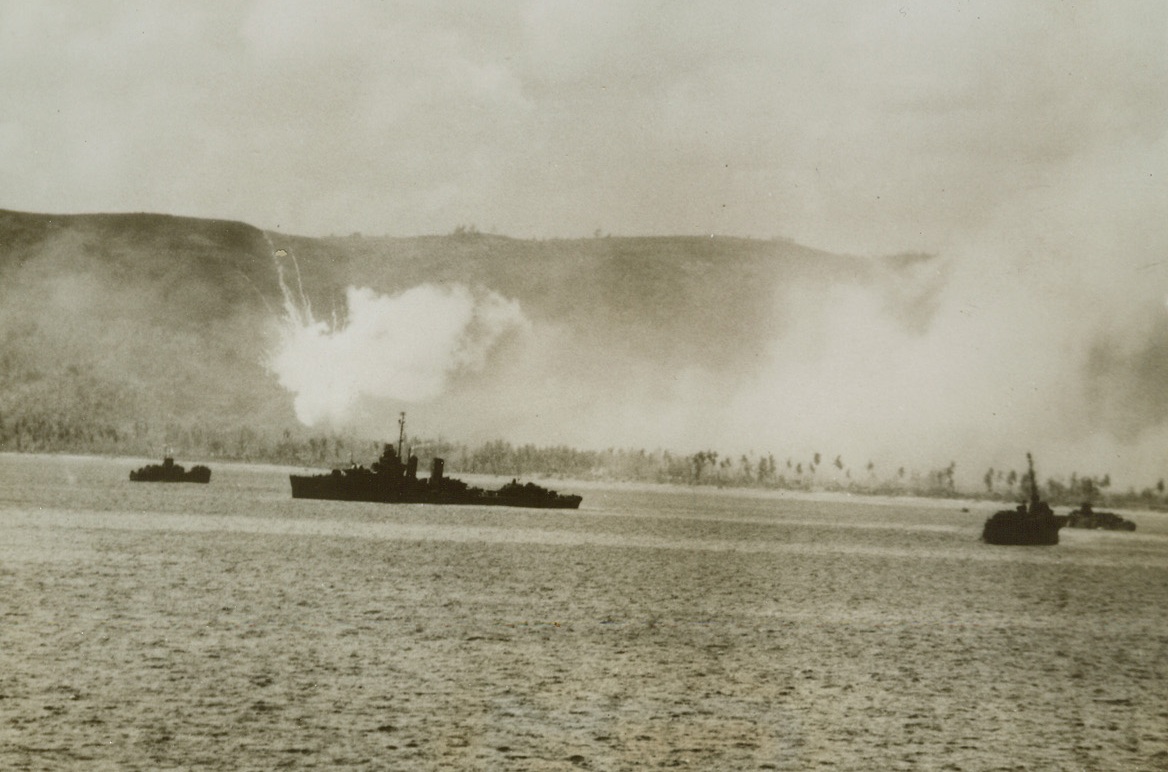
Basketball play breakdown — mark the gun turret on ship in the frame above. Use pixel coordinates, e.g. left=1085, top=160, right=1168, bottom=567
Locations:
left=288, top=413, right=582, bottom=509
left=981, top=453, right=1067, bottom=545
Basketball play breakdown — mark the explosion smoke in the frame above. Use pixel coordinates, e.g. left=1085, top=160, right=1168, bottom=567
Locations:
left=267, top=247, right=529, bottom=427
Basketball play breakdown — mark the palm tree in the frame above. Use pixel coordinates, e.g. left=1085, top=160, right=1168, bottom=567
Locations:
left=691, top=450, right=718, bottom=483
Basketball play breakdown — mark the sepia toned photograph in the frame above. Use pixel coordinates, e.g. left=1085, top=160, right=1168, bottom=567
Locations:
left=1, top=2, right=1166, bottom=769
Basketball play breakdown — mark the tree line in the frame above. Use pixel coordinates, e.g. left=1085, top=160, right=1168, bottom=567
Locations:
left=1, top=413, right=1164, bottom=510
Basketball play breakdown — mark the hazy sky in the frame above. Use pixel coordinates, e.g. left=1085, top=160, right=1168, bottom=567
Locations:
left=1, top=1, right=1162, bottom=254
left=4, top=2, right=1167, bottom=486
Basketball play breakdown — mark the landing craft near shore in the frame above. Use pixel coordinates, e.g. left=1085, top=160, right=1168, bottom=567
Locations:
left=981, top=453, right=1067, bottom=545
left=1066, top=502, right=1136, bottom=532
left=288, top=413, right=583, bottom=509
left=130, top=455, right=211, bottom=483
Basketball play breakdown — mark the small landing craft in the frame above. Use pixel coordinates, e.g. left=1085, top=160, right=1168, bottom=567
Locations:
left=1066, top=502, right=1136, bottom=532
left=130, top=455, right=211, bottom=483
left=982, top=453, right=1067, bottom=545
left=288, top=414, right=582, bottom=510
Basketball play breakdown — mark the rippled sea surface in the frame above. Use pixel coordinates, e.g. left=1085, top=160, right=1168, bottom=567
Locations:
left=2, top=453, right=1166, bottom=771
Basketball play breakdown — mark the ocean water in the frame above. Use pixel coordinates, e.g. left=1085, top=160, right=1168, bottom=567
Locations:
left=1, top=453, right=1166, bottom=771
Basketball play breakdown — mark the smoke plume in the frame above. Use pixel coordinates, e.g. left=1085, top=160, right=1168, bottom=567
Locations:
left=258, top=128, right=1166, bottom=490
left=269, top=279, right=529, bottom=427
left=720, top=138, right=1168, bottom=489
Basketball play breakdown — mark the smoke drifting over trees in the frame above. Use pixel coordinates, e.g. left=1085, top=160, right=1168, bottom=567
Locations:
left=270, top=280, right=528, bottom=425
left=0, top=208, right=1165, bottom=492
left=1, top=4, right=1164, bottom=492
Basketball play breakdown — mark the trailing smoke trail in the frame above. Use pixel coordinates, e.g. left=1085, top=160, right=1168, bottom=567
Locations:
left=265, top=244, right=529, bottom=427
left=265, top=233, right=314, bottom=329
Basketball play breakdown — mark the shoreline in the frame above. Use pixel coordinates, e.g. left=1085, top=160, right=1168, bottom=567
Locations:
left=6, top=449, right=1163, bottom=518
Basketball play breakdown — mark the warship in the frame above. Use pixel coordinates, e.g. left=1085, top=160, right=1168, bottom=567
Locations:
left=288, top=414, right=583, bottom=509
left=130, top=455, right=211, bottom=483
left=1066, top=502, right=1136, bottom=531
left=982, top=453, right=1067, bottom=545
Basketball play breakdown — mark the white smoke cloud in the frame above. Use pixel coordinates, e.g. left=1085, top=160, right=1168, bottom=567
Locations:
left=716, top=134, right=1168, bottom=489
left=269, top=282, right=529, bottom=426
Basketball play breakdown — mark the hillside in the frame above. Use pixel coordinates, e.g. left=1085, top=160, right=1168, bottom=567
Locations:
left=0, top=208, right=937, bottom=458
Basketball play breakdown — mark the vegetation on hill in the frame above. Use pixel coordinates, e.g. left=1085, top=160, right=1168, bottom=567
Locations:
left=1, top=208, right=1163, bottom=510
left=1, top=208, right=883, bottom=447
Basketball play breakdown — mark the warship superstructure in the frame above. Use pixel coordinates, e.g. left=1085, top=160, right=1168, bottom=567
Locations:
left=982, top=453, right=1067, bottom=545
left=289, top=414, right=582, bottom=509
left=130, top=455, right=211, bottom=483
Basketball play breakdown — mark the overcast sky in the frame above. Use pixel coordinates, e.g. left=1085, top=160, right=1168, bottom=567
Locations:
left=2, top=1, right=1163, bottom=255
left=3, top=2, right=1167, bottom=484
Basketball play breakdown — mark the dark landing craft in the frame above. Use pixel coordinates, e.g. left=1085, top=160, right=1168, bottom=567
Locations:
left=130, top=456, right=211, bottom=483
left=288, top=413, right=583, bottom=510
left=982, top=453, right=1067, bottom=546
left=1066, top=502, right=1136, bottom=532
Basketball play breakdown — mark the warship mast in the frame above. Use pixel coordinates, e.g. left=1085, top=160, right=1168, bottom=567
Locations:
left=1026, top=452, right=1039, bottom=510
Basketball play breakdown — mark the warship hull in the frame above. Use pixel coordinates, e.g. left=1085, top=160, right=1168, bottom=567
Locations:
left=291, top=416, right=582, bottom=510
left=130, top=459, right=211, bottom=483
left=289, top=472, right=582, bottom=509
left=981, top=454, right=1066, bottom=545
left=981, top=512, right=1067, bottom=545
left=1066, top=506, right=1136, bottom=531
left=290, top=471, right=579, bottom=509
